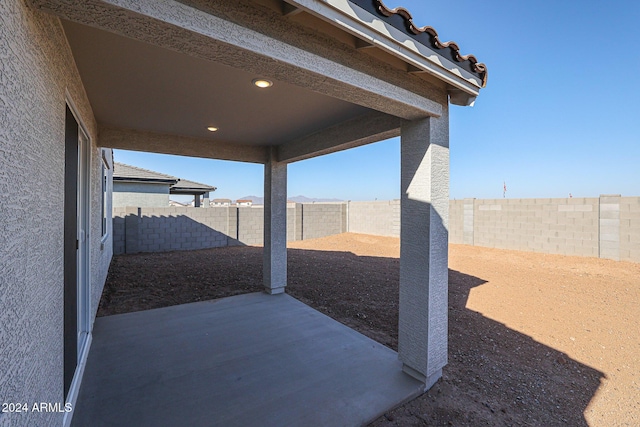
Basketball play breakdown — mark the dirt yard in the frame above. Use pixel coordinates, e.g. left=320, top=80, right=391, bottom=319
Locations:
left=99, top=233, right=639, bottom=426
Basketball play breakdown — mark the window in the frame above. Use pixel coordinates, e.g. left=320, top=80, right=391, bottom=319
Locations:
left=101, top=149, right=110, bottom=239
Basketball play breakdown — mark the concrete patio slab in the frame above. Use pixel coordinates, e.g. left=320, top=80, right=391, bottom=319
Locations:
left=71, top=293, right=424, bottom=427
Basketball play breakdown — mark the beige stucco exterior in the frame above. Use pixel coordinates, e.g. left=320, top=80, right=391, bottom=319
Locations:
left=0, top=3, right=112, bottom=426
left=112, top=182, right=171, bottom=208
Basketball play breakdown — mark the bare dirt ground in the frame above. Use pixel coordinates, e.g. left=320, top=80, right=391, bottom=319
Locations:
left=99, top=233, right=640, bottom=426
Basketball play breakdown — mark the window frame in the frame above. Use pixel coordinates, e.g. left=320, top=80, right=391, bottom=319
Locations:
left=100, top=149, right=111, bottom=242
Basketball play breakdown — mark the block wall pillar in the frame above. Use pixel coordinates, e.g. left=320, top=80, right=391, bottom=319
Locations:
left=463, top=198, right=475, bottom=245
left=599, top=194, right=621, bottom=260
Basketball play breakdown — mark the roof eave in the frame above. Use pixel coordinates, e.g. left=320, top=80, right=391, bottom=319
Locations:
left=113, top=177, right=178, bottom=185
left=170, top=187, right=217, bottom=193
left=449, top=90, right=477, bottom=107
left=287, top=0, right=483, bottom=101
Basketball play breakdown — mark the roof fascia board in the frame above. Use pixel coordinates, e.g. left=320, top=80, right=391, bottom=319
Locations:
left=286, top=0, right=481, bottom=97
left=277, top=111, right=401, bottom=163
left=169, top=189, right=211, bottom=195
left=99, top=125, right=268, bottom=164
left=172, top=184, right=217, bottom=191
left=28, top=0, right=441, bottom=119
left=113, top=177, right=177, bottom=185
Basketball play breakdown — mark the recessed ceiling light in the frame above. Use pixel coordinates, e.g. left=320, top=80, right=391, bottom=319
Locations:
left=207, top=126, right=218, bottom=132
left=252, top=79, right=273, bottom=88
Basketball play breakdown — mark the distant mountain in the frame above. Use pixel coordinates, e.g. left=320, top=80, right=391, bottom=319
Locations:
left=236, top=195, right=343, bottom=205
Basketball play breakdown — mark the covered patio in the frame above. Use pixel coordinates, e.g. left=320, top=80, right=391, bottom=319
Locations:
left=27, top=0, right=486, bottom=424
left=71, top=293, right=423, bottom=426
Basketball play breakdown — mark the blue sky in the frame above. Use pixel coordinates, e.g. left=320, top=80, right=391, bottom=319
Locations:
left=115, top=0, right=640, bottom=201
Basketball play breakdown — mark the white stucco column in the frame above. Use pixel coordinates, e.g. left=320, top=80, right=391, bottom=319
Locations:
left=263, top=147, right=287, bottom=294
left=399, top=111, right=449, bottom=390
left=203, top=192, right=210, bottom=208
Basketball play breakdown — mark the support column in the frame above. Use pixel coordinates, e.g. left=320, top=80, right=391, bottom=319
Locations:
left=194, top=194, right=201, bottom=207
left=399, top=111, right=449, bottom=391
left=263, top=147, right=287, bottom=294
left=203, top=192, right=210, bottom=208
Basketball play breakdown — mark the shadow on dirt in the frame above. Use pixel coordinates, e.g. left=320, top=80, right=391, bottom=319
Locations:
left=101, top=246, right=604, bottom=426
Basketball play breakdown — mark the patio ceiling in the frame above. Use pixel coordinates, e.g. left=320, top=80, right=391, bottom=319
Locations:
left=62, top=20, right=371, bottom=146
left=32, top=0, right=485, bottom=164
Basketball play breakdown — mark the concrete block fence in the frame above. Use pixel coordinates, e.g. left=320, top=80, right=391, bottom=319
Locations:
left=347, top=200, right=400, bottom=237
left=113, top=196, right=640, bottom=262
left=113, top=203, right=347, bottom=254
left=449, top=196, right=640, bottom=263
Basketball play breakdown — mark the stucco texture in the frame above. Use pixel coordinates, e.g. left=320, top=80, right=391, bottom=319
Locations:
left=113, top=181, right=170, bottom=208
left=0, top=3, right=111, bottom=426
left=398, top=112, right=450, bottom=384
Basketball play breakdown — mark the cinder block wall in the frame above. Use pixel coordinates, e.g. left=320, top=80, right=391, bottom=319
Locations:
left=287, top=205, right=298, bottom=241
left=301, top=203, right=347, bottom=239
left=113, top=203, right=348, bottom=254
left=471, top=198, right=599, bottom=257
left=448, top=200, right=465, bottom=244
left=113, top=208, right=127, bottom=254
left=237, top=207, right=264, bottom=246
left=347, top=200, right=400, bottom=237
left=113, top=197, right=639, bottom=262
left=449, top=196, right=639, bottom=262
left=116, top=207, right=230, bottom=253
left=620, top=197, right=640, bottom=262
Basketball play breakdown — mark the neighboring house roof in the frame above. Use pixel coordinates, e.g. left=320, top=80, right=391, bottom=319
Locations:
left=114, top=162, right=216, bottom=195
left=212, top=198, right=232, bottom=203
left=171, top=178, right=217, bottom=195
left=236, top=199, right=253, bottom=204
left=113, top=162, right=177, bottom=184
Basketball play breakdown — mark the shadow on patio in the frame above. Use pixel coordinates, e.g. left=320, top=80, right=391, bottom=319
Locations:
left=82, top=245, right=604, bottom=426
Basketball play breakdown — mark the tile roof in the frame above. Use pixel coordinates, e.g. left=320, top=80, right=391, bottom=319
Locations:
left=114, top=163, right=216, bottom=193
left=351, top=0, right=487, bottom=87
left=171, top=179, right=217, bottom=192
left=113, top=162, right=177, bottom=183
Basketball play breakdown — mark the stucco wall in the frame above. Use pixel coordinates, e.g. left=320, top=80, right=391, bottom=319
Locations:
left=0, top=3, right=111, bottom=426
left=113, top=181, right=171, bottom=207
left=91, top=152, right=114, bottom=325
